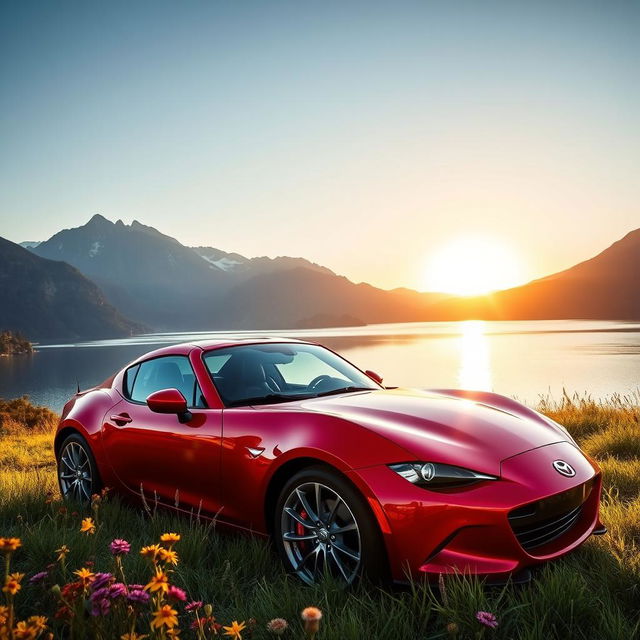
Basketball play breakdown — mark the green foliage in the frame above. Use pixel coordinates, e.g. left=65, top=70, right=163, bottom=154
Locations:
left=0, top=395, right=638, bottom=639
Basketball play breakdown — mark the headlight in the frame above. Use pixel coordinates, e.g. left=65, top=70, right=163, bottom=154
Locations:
left=389, top=462, right=497, bottom=489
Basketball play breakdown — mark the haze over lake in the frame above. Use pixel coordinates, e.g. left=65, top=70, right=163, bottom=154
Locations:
left=1, top=320, right=639, bottom=412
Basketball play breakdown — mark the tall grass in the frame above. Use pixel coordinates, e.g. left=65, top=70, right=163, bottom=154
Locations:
left=0, top=394, right=639, bottom=639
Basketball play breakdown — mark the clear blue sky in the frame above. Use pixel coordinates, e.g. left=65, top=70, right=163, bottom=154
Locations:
left=1, top=0, right=638, bottom=290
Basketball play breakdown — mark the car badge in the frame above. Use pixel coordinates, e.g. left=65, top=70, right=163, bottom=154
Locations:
left=552, top=460, right=576, bottom=477
left=246, top=447, right=265, bottom=458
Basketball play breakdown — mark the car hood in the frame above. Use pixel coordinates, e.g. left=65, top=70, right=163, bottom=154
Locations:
left=294, top=388, right=567, bottom=476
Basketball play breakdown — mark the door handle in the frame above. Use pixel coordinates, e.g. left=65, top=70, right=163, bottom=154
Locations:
left=110, top=413, right=132, bottom=425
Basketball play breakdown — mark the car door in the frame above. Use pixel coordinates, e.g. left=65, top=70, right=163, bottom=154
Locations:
left=102, top=353, right=223, bottom=515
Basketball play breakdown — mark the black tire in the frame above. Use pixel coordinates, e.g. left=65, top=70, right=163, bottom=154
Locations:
left=56, top=433, right=102, bottom=504
left=273, top=465, right=388, bottom=585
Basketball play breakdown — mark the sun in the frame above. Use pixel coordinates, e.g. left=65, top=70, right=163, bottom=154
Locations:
left=424, top=235, right=524, bottom=296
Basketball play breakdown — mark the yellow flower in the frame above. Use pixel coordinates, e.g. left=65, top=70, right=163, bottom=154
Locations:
left=120, top=633, right=148, bottom=640
left=80, top=517, right=96, bottom=534
left=144, top=568, right=169, bottom=593
left=223, top=620, right=247, bottom=639
left=12, top=620, right=35, bottom=639
left=55, top=545, right=70, bottom=561
left=0, top=537, right=22, bottom=553
left=0, top=604, right=9, bottom=624
left=160, top=533, right=181, bottom=547
left=140, top=544, right=162, bottom=562
left=158, top=548, right=179, bottom=566
left=2, top=572, right=25, bottom=595
left=166, top=630, right=181, bottom=639
left=27, top=616, right=47, bottom=632
left=151, top=604, right=178, bottom=629
left=73, top=567, right=95, bottom=585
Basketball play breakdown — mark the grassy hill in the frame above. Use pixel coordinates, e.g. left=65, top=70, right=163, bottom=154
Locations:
left=0, top=395, right=638, bottom=639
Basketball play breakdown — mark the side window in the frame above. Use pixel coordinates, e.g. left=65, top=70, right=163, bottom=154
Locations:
left=128, top=356, right=207, bottom=408
left=123, top=364, right=140, bottom=399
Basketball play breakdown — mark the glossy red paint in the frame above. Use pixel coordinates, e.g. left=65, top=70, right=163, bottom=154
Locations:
left=54, top=338, right=603, bottom=583
left=147, top=388, right=189, bottom=414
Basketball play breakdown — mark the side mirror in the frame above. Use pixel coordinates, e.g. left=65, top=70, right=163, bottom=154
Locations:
left=146, top=388, right=192, bottom=423
left=365, top=370, right=383, bottom=385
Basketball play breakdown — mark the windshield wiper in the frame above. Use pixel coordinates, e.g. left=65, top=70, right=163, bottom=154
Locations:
left=314, top=386, right=377, bottom=398
left=226, top=393, right=316, bottom=408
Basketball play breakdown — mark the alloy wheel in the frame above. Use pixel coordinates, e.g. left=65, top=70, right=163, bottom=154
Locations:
left=281, top=482, right=361, bottom=585
left=59, top=441, right=93, bottom=502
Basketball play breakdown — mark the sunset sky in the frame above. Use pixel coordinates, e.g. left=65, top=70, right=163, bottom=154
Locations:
left=1, top=1, right=638, bottom=292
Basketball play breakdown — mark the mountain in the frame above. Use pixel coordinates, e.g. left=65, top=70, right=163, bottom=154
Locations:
left=30, top=215, right=445, bottom=331
left=0, top=236, right=142, bottom=341
left=33, top=215, right=229, bottom=329
left=192, top=246, right=335, bottom=278
left=430, top=229, right=640, bottom=320
left=19, top=241, right=41, bottom=249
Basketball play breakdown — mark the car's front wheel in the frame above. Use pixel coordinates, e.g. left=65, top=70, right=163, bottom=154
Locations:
left=274, top=466, right=387, bottom=585
left=57, top=433, right=101, bottom=503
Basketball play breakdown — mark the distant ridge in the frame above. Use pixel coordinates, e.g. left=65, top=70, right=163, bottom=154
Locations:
left=0, top=236, right=143, bottom=341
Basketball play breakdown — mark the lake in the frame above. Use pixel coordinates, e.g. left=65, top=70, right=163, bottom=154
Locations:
left=1, top=320, right=639, bottom=412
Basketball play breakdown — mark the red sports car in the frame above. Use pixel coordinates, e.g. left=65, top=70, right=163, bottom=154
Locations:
left=55, top=338, right=605, bottom=585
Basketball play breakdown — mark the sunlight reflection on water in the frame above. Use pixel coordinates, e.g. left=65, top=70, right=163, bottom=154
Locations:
left=457, top=321, right=492, bottom=391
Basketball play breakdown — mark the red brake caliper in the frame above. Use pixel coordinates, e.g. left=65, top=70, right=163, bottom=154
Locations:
left=297, top=510, right=308, bottom=551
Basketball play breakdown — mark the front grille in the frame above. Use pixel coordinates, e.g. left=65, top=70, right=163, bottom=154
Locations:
left=508, top=479, right=593, bottom=552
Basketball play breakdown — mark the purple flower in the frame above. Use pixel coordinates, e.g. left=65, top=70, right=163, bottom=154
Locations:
left=91, top=597, right=111, bottom=617
left=476, top=611, right=498, bottom=629
left=90, top=573, right=114, bottom=591
left=108, top=582, right=127, bottom=599
left=90, top=587, right=110, bottom=602
left=167, top=585, right=187, bottom=602
left=29, top=571, right=49, bottom=584
left=127, top=589, right=150, bottom=605
left=185, top=600, right=203, bottom=612
left=129, top=584, right=145, bottom=591
left=109, top=539, right=131, bottom=556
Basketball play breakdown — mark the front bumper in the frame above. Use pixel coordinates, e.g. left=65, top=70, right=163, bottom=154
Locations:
left=349, top=441, right=603, bottom=582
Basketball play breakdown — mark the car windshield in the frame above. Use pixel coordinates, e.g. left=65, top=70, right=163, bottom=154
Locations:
left=204, top=343, right=381, bottom=407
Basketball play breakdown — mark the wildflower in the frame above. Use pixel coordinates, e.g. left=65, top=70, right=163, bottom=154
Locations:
left=80, top=517, right=96, bottom=534
left=475, top=611, right=498, bottom=629
left=0, top=537, right=22, bottom=553
left=109, top=539, right=131, bottom=556
left=0, top=605, right=8, bottom=624
left=26, top=616, right=48, bottom=633
left=223, top=621, right=247, bottom=639
left=166, top=630, right=181, bottom=639
left=127, top=589, right=150, bottom=605
left=60, top=581, right=84, bottom=601
left=144, top=568, right=169, bottom=593
left=185, top=600, right=203, bottom=612
left=167, top=585, right=187, bottom=602
left=55, top=545, right=70, bottom=561
left=90, top=596, right=111, bottom=617
left=151, top=604, right=179, bottom=630
left=266, top=618, right=289, bottom=635
left=140, top=544, right=162, bottom=562
left=3, top=572, right=25, bottom=595
left=73, top=567, right=95, bottom=585
left=446, top=621, right=459, bottom=635
left=159, top=548, right=179, bottom=566
left=301, top=607, right=322, bottom=637
left=29, top=571, right=49, bottom=585
left=160, top=533, right=181, bottom=546
left=90, top=573, right=114, bottom=591
left=121, top=633, right=148, bottom=640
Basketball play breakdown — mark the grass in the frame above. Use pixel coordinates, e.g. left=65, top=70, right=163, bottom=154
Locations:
left=0, top=394, right=639, bottom=639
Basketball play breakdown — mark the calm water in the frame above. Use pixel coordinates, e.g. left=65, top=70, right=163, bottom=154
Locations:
left=1, top=320, right=639, bottom=412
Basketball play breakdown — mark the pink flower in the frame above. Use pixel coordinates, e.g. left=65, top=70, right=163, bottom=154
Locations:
left=109, top=539, right=131, bottom=555
left=185, top=600, right=203, bottom=612
left=266, top=618, right=289, bottom=635
left=476, top=611, right=498, bottom=629
left=167, top=585, right=187, bottom=602
left=127, top=589, right=150, bottom=604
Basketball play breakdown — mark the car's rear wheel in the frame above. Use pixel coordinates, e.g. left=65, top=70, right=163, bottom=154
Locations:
left=274, top=466, right=387, bottom=585
left=57, top=434, right=101, bottom=503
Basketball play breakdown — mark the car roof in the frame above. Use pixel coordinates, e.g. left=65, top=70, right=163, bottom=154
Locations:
left=128, top=336, right=315, bottom=363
